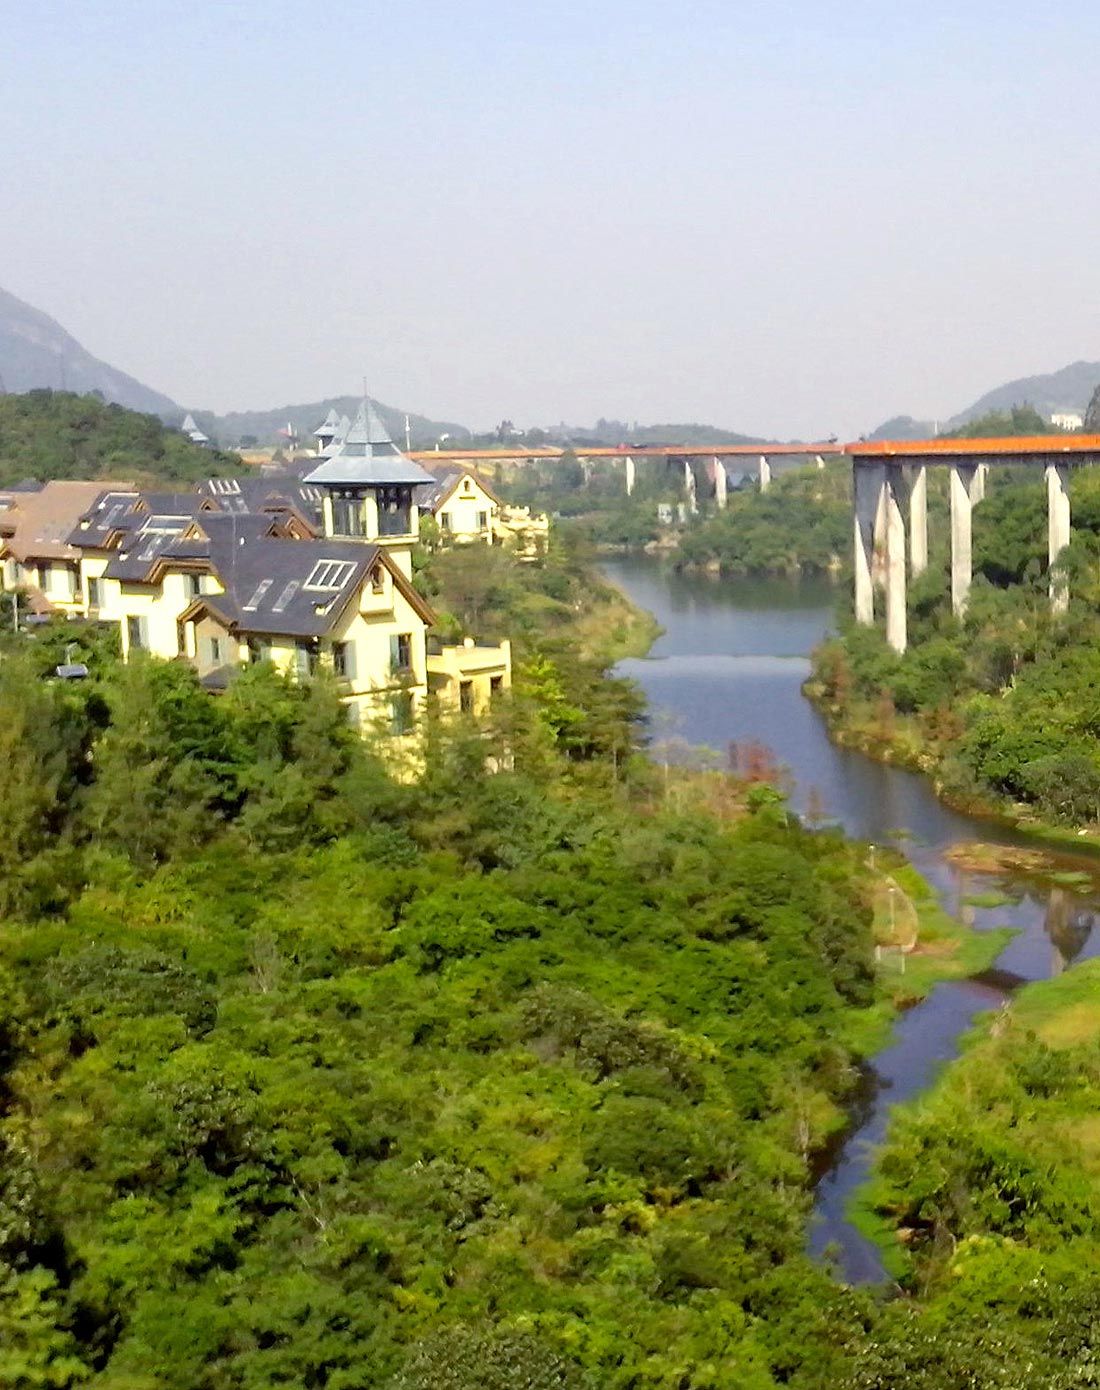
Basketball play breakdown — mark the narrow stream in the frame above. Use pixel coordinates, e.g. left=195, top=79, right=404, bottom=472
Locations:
left=603, top=555, right=1100, bottom=1283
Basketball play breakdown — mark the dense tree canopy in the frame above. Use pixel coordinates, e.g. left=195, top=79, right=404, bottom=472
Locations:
left=0, top=390, right=240, bottom=486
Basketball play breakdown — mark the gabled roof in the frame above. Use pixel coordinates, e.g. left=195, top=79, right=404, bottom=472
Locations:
left=2, top=481, right=133, bottom=562
left=196, top=475, right=323, bottom=528
left=415, top=463, right=503, bottom=513
left=178, top=537, right=436, bottom=639
left=304, top=399, right=435, bottom=488
left=105, top=511, right=285, bottom=583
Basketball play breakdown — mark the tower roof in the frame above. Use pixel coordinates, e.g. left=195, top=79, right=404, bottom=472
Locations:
left=313, top=407, right=341, bottom=438
left=304, top=399, right=434, bottom=487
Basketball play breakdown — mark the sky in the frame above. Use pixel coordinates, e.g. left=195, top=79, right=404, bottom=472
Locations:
left=4, top=0, right=1100, bottom=438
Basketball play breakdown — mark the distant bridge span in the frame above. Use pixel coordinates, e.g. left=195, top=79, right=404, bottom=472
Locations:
left=849, top=433, right=1100, bottom=654
left=409, top=442, right=844, bottom=462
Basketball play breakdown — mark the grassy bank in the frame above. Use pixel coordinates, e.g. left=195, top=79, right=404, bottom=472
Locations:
left=851, top=957, right=1100, bottom=1289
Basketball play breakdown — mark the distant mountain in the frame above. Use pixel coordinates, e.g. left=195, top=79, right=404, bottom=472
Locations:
left=196, top=398, right=473, bottom=451
left=560, top=420, right=767, bottom=448
left=947, top=360, right=1100, bottom=427
left=870, top=360, right=1100, bottom=441
left=0, top=286, right=179, bottom=416
left=865, top=415, right=938, bottom=442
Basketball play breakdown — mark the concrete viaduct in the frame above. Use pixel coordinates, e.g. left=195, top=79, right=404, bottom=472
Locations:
left=410, top=441, right=841, bottom=502
left=414, top=435, right=1100, bottom=656
left=849, top=435, right=1100, bottom=654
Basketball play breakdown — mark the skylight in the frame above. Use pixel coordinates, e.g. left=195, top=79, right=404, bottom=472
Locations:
left=272, top=580, right=300, bottom=612
left=243, top=578, right=273, bottom=610
left=303, top=559, right=357, bottom=591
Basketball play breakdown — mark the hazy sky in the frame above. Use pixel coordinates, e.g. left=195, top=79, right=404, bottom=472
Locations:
left=5, top=0, right=1100, bottom=437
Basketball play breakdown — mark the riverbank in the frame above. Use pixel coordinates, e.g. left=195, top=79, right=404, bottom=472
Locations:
left=804, top=672, right=1100, bottom=861
left=605, top=554, right=1100, bottom=1293
left=852, top=957, right=1100, bottom=1287
left=574, top=567, right=662, bottom=664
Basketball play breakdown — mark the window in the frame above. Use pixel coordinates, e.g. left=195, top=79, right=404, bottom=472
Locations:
left=370, top=566, right=385, bottom=594
left=126, top=615, right=148, bottom=651
left=87, top=577, right=104, bottom=610
left=304, top=559, right=357, bottom=591
left=389, top=632, right=412, bottom=675
left=52, top=565, right=76, bottom=598
left=377, top=487, right=412, bottom=537
left=244, top=578, right=273, bottom=611
left=272, top=580, right=300, bottom=613
left=439, top=513, right=452, bottom=533
left=333, top=492, right=366, bottom=537
left=490, top=674, right=504, bottom=698
left=390, top=691, right=413, bottom=736
left=187, top=574, right=202, bottom=598
left=207, top=635, right=223, bottom=665
left=477, top=510, right=489, bottom=530
left=294, top=642, right=317, bottom=678
left=332, top=640, right=356, bottom=680
left=460, top=680, right=474, bottom=714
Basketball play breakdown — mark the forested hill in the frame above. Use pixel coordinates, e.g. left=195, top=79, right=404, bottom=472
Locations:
left=0, top=390, right=241, bottom=487
left=0, top=286, right=178, bottom=415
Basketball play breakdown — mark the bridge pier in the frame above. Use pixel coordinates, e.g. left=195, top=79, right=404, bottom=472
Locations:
left=758, top=454, right=771, bottom=492
left=713, top=456, right=727, bottom=509
left=853, top=461, right=884, bottom=627
left=625, top=454, right=635, bottom=496
left=908, top=464, right=928, bottom=576
left=683, top=459, right=698, bottom=514
left=1047, top=462, right=1071, bottom=614
left=949, top=462, right=980, bottom=617
left=884, top=471, right=907, bottom=653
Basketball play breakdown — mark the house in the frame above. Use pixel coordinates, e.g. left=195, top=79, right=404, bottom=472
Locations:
left=177, top=534, right=437, bottom=734
left=1051, top=412, right=1084, bottom=432
left=416, top=463, right=550, bottom=557
left=417, top=466, right=500, bottom=544
left=0, top=480, right=131, bottom=614
left=2, top=399, right=514, bottom=743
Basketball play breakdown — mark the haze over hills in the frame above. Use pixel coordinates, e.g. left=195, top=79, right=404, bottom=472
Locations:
left=0, top=286, right=179, bottom=417
left=871, top=361, right=1100, bottom=439
left=946, top=359, right=1100, bottom=427
left=6, top=283, right=1100, bottom=449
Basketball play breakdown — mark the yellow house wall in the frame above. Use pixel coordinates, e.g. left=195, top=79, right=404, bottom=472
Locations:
left=116, top=571, right=225, bottom=660
left=438, top=475, right=497, bottom=543
left=427, top=639, right=511, bottom=715
left=327, top=579, right=429, bottom=726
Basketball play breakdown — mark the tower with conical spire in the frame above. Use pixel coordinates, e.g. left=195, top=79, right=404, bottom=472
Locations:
left=303, top=398, right=434, bottom=577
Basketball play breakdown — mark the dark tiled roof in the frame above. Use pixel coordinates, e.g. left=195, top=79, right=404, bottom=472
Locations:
left=190, top=536, right=386, bottom=638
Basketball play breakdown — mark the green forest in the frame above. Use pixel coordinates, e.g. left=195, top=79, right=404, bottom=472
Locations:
left=505, top=455, right=851, bottom=573
left=0, top=391, right=241, bottom=487
left=2, top=520, right=1098, bottom=1386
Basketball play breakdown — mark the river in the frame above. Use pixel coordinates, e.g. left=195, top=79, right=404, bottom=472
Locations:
left=603, top=554, right=1100, bottom=1284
